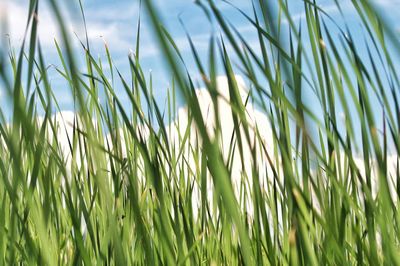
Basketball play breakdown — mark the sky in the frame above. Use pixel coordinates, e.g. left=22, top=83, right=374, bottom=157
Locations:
left=0, top=0, right=400, bottom=148
left=0, top=1, right=258, bottom=108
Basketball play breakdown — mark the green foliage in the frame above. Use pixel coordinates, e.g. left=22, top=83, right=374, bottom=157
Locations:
left=0, top=0, right=399, bottom=265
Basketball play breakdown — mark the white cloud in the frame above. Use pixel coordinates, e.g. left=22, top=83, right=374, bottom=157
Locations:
left=1, top=1, right=70, bottom=48
left=1, top=1, right=141, bottom=54
left=374, top=0, right=400, bottom=7
left=49, top=74, right=400, bottom=219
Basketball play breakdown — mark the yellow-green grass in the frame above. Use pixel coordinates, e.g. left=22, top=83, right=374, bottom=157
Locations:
left=0, top=0, right=400, bottom=265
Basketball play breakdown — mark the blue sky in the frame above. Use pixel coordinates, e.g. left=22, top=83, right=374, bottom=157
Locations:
left=1, top=1, right=256, bottom=107
left=1, top=0, right=400, bottom=140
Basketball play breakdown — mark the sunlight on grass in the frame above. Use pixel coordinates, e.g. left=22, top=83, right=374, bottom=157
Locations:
left=0, top=0, right=400, bottom=265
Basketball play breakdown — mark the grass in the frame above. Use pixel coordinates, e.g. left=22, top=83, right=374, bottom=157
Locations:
left=0, top=0, right=400, bottom=265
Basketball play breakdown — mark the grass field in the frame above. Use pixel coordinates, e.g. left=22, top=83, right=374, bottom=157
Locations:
left=1, top=0, right=400, bottom=265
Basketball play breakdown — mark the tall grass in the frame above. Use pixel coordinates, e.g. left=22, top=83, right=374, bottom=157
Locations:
left=0, top=0, right=400, bottom=264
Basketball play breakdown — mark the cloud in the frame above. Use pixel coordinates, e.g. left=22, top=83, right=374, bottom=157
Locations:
left=1, top=1, right=140, bottom=54
left=21, top=69, right=400, bottom=223
left=1, top=1, right=71, bottom=49
left=374, top=0, right=400, bottom=7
